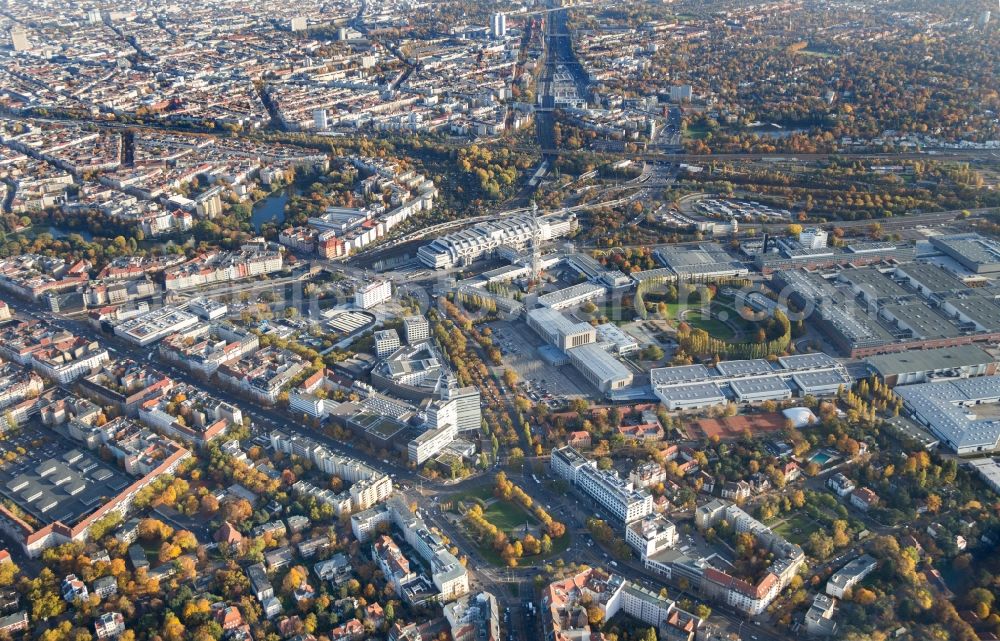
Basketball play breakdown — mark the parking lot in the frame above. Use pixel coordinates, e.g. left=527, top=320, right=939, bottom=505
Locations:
left=690, top=197, right=792, bottom=222
left=0, top=423, right=134, bottom=529
left=487, top=320, right=588, bottom=399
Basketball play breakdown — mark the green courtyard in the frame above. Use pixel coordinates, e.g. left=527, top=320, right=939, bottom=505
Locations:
left=770, top=513, right=820, bottom=546
left=448, top=486, right=571, bottom=566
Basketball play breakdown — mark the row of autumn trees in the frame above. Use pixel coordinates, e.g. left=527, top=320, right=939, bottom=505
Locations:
left=460, top=472, right=567, bottom=567
left=434, top=298, right=521, bottom=453
left=494, top=472, right=566, bottom=538
left=463, top=505, right=554, bottom=567
left=676, top=308, right=791, bottom=359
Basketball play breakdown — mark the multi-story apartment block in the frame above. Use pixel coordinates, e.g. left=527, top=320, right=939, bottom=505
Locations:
left=826, top=555, right=878, bottom=599
left=626, top=514, right=679, bottom=563
left=0, top=362, right=45, bottom=429
left=159, top=322, right=259, bottom=377
left=551, top=446, right=653, bottom=523
left=629, top=462, right=668, bottom=489
left=78, top=359, right=173, bottom=417
left=542, top=569, right=702, bottom=641
left=216, top=347, right=307, bottom=404
left=271, top=431, right=393, bottom=513
left=94, top=612, right=125, bottom=639
left=289, top=369, right=343, bottom=419
left=351, top=497, right=468, bottom=602
left=402, top=315, right=430, bottom=344
left=693, top=499, right=805, bottom=617
left=31, top=337, right=110, bottom=385
left=0, top=255, right=90, bottom=301
left=443, top=592, right=500, bottom=641
left=408, top=420, right=457, bottom=466
left=355, top=280, right=392, bottom=309
left=442, top=386, right=482, bottom=433
left=373, top=535, right=437, bottom=605
left=279, top=226, right=319, bottom=253
left=246, top=563, right=273, bottom=603
left=138, top=383, right=243, bottom=446
left=163, top=243, right=283, bottom=291
left=374, top=329, right=401, bottom=358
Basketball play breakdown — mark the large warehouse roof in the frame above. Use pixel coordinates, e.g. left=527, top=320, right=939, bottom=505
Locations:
left=895, top=377, right=1000, bottom=453
left=866, top=345, right=996, bottom=377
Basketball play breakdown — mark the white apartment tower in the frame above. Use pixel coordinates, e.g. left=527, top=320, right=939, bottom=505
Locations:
left=799, top=228, right=828, bottom=249
left=491, top=13, right=507, bottom=38
left=403, top=315, right=430, bottom=344
left=443, top=386, right=482, bottom=432
left=355, top=280, right=392, bottom=309
left=374, top=329, right=401, bottom=358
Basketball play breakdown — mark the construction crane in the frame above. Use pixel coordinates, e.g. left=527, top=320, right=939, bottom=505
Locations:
left=531, top=200, right=542, bottom=281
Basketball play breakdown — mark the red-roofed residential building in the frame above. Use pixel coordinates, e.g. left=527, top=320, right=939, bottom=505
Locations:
left=850, top=487, right=879, bottom=512
left=694, top=500, right=805, bottom=616
left=782, top=461, right=801, bottom=482
left=566, top=430, right=591, bottom=448
left=330, top=618, right=364, bottom=641
left=215, top=522, right=243, bottom=546
left=542, top=568, right=626, bottom=641
left=542, top=568, right=703, bottom=641
left=366, top=602, right=385, bottom=628
left=215, top=605, right=244, bottom=631
left=94, top=612, right=125, bottom=639
left=702, top=567, right=781, bottom=617
left=616, top=421, right=665, bottom=442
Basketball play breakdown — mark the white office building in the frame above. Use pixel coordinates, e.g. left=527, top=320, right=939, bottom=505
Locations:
left=552, top=446, right=652, bottom=523
left=491, top=13, right=506, bottom=38
left=403, top=315, right=430, bottom=344
left=566, top=343, right=634, bottom=394
left=669, top=85, right=693, bottom=102
left=113, top=306, right=200, bottom=346
left=375, top=329, right=401, bottom=358
left=408, top=397, right=461, bottom=465
left=355, top=280, right=392, bottom=309
left=826, top=555, right=877, bottom=599
left=526, top=307, right=595, bottom=350
left=626, top=514, right=679, bottom=562
left=799, top=228, right=829, bottom=249
left=442, top=386, right=482, bottom=432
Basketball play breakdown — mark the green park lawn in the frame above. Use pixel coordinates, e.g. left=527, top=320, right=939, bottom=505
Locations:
left=771, top=513, right=820, bottom=546
left=683, top=310, right=735, bottom=340
left=483, top=500, right=539, bottom=531
left=683, top=124, right=712, bottom=140
left=451, top=489, right=571, bottom=566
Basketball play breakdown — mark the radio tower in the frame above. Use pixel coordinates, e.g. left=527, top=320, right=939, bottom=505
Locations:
left=531, top=200, right=542, bottom=281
